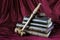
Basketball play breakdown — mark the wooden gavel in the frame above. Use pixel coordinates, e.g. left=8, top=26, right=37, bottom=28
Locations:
left=15, top=3, right=41, bottom=36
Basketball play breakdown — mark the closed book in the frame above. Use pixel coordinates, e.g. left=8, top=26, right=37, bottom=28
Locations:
left=22, top=21, right=52, bottom=28
left=16, top=23, right=53, bottom=33
left=23, top=16, right=51, bottom=24
left=23, top=20, right=51, bottom=25
left=25, top=30, right=51, bottom=37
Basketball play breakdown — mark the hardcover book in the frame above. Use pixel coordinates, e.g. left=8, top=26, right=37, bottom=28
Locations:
left=22, top=21, right=52, bottom=28
left=23, top=16, right=51, bottom=24
left=25, top=30, right=51, bottom=37
left=16, top=23, right=54, bottom=33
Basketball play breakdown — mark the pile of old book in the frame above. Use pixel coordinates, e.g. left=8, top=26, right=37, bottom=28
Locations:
left=16, top=15, right=54, bottom=37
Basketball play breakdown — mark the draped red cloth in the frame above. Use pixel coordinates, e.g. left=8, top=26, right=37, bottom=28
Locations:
left=0, top=0, right=60, bottom=40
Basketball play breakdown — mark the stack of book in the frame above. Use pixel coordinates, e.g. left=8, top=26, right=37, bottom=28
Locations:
left=16, top=16, right=54, bottom=37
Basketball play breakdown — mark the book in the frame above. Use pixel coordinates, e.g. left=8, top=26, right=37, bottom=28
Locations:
left=22, top=21, right=52, bottom=28
left=25, top=30, right=51, bottom=37
left=23, top=16, right=51, bottom=24
left=16, top=23, right=54, bottom=33
left=23, top=20, right=51, bottom=25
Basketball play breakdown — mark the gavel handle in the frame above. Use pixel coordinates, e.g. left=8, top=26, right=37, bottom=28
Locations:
left=22, top=3, right=41, bottom=31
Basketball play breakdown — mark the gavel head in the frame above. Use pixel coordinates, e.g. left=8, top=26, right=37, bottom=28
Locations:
left=14, top=27, right=26, bottom=36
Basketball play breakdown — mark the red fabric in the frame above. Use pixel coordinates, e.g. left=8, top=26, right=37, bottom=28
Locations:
left=0, top=0, right=60, bottom=40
